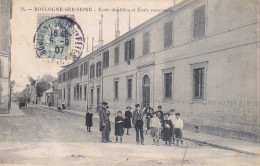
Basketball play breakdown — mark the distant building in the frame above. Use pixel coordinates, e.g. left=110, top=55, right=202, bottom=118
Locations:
left=0, top=0, right=12, bottom=114
left=57, top=0, right=259, bottom=142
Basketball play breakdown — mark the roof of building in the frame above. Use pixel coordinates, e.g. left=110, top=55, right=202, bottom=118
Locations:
left=57, top=0, right=194, bottom=74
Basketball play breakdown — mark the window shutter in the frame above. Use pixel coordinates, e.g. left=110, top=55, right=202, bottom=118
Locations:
left=130, top=38, right=135, bottom=59
left=194, top=5, right=205, bottom=38
left=96, top=63, right=98, bottom=77
left=125, top=42, right=128, bottom=61
left=143, top=32, right=149, bottom=55
left=164, top=21, right=172, bottom=48
left=107, top=52, right=109, bottom=67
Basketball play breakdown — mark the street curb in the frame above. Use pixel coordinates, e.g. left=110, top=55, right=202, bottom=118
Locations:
left=30, top=104, right=260, bottom=156
left=183, top=137, right=260, bottom=157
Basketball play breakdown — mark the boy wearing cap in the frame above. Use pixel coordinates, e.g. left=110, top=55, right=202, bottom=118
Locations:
left=150, top=112, right=161, bottom=146
left=169, top=109, right=177, bottom=144
left=162, top=113, right=173, bottom=146
left=174, top=113, right=184, bottom=146
left=132, top=104, right=145, bottom=145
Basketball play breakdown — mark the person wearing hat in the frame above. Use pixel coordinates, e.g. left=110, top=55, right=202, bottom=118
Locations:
left=174, top=113, right=183, bottom=146
left=85, top=107, right=93, bottom=132
left=162, top=113, right=173, bottom=146
left=99, top=102, right=111, bottom=143
left=132, top=104, right=146, bottom=145
left=143, top=103, right=153, bottom=134
left=124, top=106, right=133, bottom=135
left=169, top=109, right=177, bottom=144
left=157, top=106, right=164, bottom=139
left=150, top=112, right=161, bottom=146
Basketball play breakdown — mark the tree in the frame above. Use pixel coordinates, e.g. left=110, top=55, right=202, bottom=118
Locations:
left=36, top=80, right=51, bottom=97
left=28, top=76, right=36, bottom=85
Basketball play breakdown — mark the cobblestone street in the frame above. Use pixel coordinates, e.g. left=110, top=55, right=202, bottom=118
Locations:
left=0, top=105, right=259, bottom=166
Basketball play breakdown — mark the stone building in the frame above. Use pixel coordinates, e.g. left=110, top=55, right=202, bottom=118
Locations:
left=57, top=0, right=259, bottom=142
left=0, top=0, right=12, bottom=114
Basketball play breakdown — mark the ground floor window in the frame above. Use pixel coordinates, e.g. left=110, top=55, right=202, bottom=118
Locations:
left=74, top=85, right=80, bottom=99
left=84, top=85, right=87, bottom=100
left=127, top=78, right=132, bottom=100
left=97, top=87, right=100, bottom=104
left=164, top=73, right=172, bottom=99
left=80, top=85, right=82, bottom=100
left=114, top=80, right=119, bottom=100
left=58, top=89, right=62, bottom=100
left=193, top=68, right=205, bottom=99
left=91, top=89, right=94, bottom=105
left=63, top=88, right=66, bottom=100
left=162, top=68, right=174, bottom=101
left=190, top=61, right=207, bottom=101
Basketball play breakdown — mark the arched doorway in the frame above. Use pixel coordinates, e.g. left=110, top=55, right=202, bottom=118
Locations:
left=142, top=75, right=150, bottom=107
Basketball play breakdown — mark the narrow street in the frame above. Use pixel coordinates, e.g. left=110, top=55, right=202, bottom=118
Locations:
left=0, top=105, right=258, bottom=166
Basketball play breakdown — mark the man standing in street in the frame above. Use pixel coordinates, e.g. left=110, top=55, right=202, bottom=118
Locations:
left=99, top=102, right=111, bottom=143
left=132, top=104, right=145, bottom=145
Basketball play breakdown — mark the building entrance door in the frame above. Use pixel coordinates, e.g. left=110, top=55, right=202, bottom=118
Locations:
left=142, top=75, right=150, bottom=107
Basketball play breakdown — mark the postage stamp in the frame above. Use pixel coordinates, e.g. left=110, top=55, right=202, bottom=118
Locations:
left=34, top=15, right=85, bottom=64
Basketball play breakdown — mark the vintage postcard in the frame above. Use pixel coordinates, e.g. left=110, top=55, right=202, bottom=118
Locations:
left=0, top=0, right=259, bottom=165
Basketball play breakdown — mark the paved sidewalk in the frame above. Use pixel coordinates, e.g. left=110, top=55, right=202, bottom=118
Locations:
left=32, top=104, right=260, bottom=156
left=0, top=103, right=24, bottom=117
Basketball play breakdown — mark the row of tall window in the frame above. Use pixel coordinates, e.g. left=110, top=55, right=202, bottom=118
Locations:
left=59, top=65, right=205, bottom=104
left=58, top=5, right=206, bottom=83
left=112, top=66, right=205, bottom=101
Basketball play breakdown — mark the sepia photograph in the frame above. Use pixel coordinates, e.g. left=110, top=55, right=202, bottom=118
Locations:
left=0, top=0, right=259, bottom=165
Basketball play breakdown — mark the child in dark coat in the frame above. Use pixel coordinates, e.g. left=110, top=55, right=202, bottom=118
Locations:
left=162, top=113, right=173, bottom=146
left=85, top=108, right=93, bottom=132
left=124, top=106, right=132, bottom=135
left=115, top=111, right=125, bottom=143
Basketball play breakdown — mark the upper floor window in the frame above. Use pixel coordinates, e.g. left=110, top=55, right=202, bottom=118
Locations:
left=96, top=62, right=102, bottom=77
left=90, top=64, right=95, bottom=79
left=193, top=5, right=206, bottom=38
left=58, top=74, right=62, bottom=83
left=80, top=64, right=83, bottom=77
left=125, top=38, right=135, bottom=62
left=114, top=46, right=119, bottom=65
left=63, top=72, right=66, bottom=82
left=84, top=61, right=88, bottom=75
left=164, top=20, right=173, bottom=48
left=143, top=31, right=150, bottom=55
left=103, top=51, right=109, bottom=69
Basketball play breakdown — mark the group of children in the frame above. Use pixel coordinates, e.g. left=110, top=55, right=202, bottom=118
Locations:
left=85, top=105, right=183, bottom=146
left=150, top=109, right=184, bottom=146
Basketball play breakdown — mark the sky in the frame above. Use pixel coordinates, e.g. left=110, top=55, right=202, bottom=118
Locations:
left=11, top=0, right=183, bottom=92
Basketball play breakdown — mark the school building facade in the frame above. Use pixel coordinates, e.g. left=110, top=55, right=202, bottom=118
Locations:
left=57, top=0, right=259, bottom=142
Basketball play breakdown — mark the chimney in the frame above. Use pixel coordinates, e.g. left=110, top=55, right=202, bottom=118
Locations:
left=128, top=12, right=131, bottom=31
left=92, top=37, right=94, bottom=52
left=98, top=14, right=104, bottom=47
left=115, top=9, right=120, bottom=38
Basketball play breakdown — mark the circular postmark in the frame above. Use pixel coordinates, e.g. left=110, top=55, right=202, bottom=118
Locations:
left=34, top=16, right=85, bottom=65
